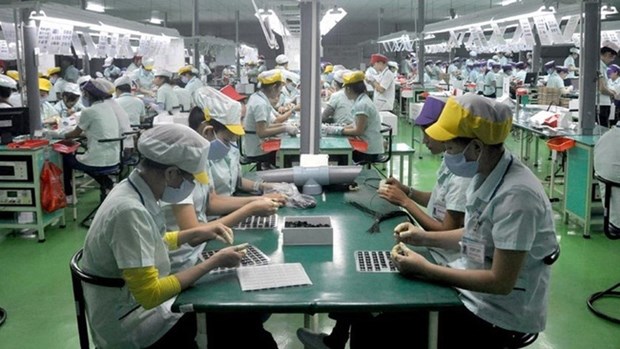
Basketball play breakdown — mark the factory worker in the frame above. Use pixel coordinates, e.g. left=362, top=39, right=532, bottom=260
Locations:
left=54, top=83, right=83, bottom=131
left=151, top=69, right=180, bottom=113
left=350, top=94, right=558, bottom=348
left=170, top=77, right=192, bottom=112
left=424, top=59, right=436, bottom=80
left=220, top=84, right=248, bottom=119
left=80, top=124, right=246, bottom=348
left=594, top=120, right=620, bottom=233
left=256, top=55, right=267, bottom=74
left=5, top=70, right=22, bottom=107
left=114, top=75, right=146, bottom=126
left=483, top=62, right=500, bottom=98
left=322, top=69, right=354, bottom=125
left=131, top=57, right=156, bottom=96
left=322, top=64, right=334, bottom=88
left=47, top=66, right=65, bottom=103
left=498, top=51, right=508, bottom=66
left=387, top=61, right=399, bottom=75
left=323, top=71, right=383, bottom=163
left=475, top=62, right=486, bottom=94
left=280, top=69, right=300, bottom=108
left=243, top=69, right=298, bottom=169
left=366, top=53, right=396, bottom=112
left=514, top=61, right=527, bottom=83
left=0, top=74, right=16, bottom=108
left=102, top=57, right=121, bottom=81
left=546, top=63, right=566, bottom=89
left=497, top=65, right=513, bottom=98
left=275, top=54, right=289, bottom=70
left=448, top=57, right=463, bottom=89
left=60, top=56, right=80, bottom=83
left=39, top=78, right=60, bottom=126
left=363, top=64, right=377, bottom=97
left=126, top=55, right=142, bottom=74
left=433, top=60, right=444, bottom=81
left=597, top=41, right=618, bottom=127
left=178, top=64, right=204, bottom=97
left=564, top=47, right=579, bottom=79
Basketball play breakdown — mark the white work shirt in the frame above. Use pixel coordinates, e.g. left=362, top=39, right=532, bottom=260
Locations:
left=209, top=147, right=242, bottom=196
left=104, top=98, right=134, bottom=149
left=564, top=55, right=576, bottom=79
left=483, top=70, right=497, bottom=96
left=427, top=160, right=471, bottom=266
left=104, top=65, right=122, bottom=80
left=161, top=179, right=211, bottom=273
left=54, top=99, right=84, bottom=119
left=156, top=83, right=180, bottom=112
left=351, top=93, right=383, bottom=155
left=184, top=76, right=204, bottom=98
left=126, top=62, right=140, bottom=74
left=546, top=72, right=564, bottom=89
left=372, top=68, right=396, bottom=111
left=364, top=67, right=377, bottom=92
left=173, top=86, right=192, bottom=112
left=514, top=69, right=527, bottom=83
left=326, top=89, right=354, bottom=125
left=594, top=124, right=620, bottom=228
left=599, top=60, right=612, bottom=106
left=132, top=68, right=155, bottom=91
left=76, top=100, right=121, bottom=166
left=608, top=77, right=620, bottom=96
left=450, top=151, right=558, bottom=334
left=48, top=78, right=66, bottom=103
left=116, top=93, right=146, bottom=126
left=81, top=171, right=182, bottom=348
left=243, top=91, right=273, bottom=157
left=40, top=101, right=60, bottom=124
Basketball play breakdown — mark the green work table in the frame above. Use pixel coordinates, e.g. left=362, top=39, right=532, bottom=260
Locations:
left=172, top=172, right=462, bottom=349
left=278, top=135, right=352, bottom=167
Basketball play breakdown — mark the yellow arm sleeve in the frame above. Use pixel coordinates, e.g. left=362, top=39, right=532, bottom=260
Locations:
left=122, top=267, right=181, bottom=309
left=163, top=231, right=179, bottom=250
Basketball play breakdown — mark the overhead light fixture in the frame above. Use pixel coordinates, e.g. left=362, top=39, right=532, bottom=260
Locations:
left=500, top=0, right=519, bottom=6
left=601, top=5, right=618, bottom=19
left=150, top=10, right=163, bottom=25
left=320, top=7, right=347, bottom=36
left=85, top=1, right=105, bottom=13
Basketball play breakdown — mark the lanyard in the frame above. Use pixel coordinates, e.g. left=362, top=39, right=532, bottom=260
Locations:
left=127, top=177, right=145, bottom=205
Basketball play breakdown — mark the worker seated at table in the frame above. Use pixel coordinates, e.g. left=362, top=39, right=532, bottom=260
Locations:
left=243, top=69, right=299, bottom=170
left=80, top=124, right=247, bottom=348
left=0, top=74, right=16, bottom=108
left=350, top=93, right=559, bottom=348
left=322, top=70, right=383, bottom=164
left=54, top=82, right=84, bottom=133
left=149, top=69, right=180, bottom=113
left=114, top=75, right=147, bottom=126
left=594, top=119, right=620, bottom=232
left=322, top=69, right=354, bottom=125
left=39, top=78, right=61, bottom=127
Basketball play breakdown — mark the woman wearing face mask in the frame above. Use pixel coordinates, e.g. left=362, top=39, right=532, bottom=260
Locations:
left=54, top=82, right=84, bottom=133
left=178, top=65, right=204, bottom=98
left=38, top=78, right=61, bottom=126
left=322, top=69, right=354, bottom=125
left=243, top=69, right=298, bottom=169
left=46, top=66, right=66, bottom=103
left=348, top=94, right=559, bottom=348
left=80, top=124, right=245, bottom=348
left=544, top=61, right=563, bottom=89
left=323, top=70, right=383, bottom=164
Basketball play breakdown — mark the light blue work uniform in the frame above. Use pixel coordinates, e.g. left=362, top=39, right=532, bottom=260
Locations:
left=40, top=100, right=60, bottom=124
left=427, top=160, right=471, bottom=265
left=156, top=83, right=180, bottom=112
left=594, top=124, right=620, bottom=228
left=373, top=68, right=395, bottom=111
left=173, top=86, right=192, bottom=112
left=326, top=89, right=353, bottom=125
left=243, top=91, right=273, bottom=157
left=563, top=55, right=576, bottom=79
left=546, top=71, right=564, bottom=89
left=161, top=168, right=212, bottom=273
left=54, top=99, right=84, bottom=119
left=351, top=93, right=383, bottom=155
left=77, top=101, right=121, bottom=167
left=116, top=92, right=146, bottom=126
left=81, top=170, right=182, bottom=348
left=54, top=100, right=83, bottom=133
left=449, top=151, right=558, bottom=334
left=209, top=146, right=242, bottom=196
left=132, top=68, right=155, bottom=92
left=184, top=76, right=204, bottom=98
left=63, top=65, right=80, bottom=83
left=104, top=65, right=122, bottom=80
left=514, top=69, right=527, bottom=83
left=483, top=70, right=497, bottom=96
left=48, top=77, right=66, bottom=103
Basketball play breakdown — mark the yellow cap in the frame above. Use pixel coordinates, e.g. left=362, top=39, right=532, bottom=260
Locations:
left=47, top=67, right=61, bottom=76
left=6, top=70, right=19, bottom=81
left=39, top=78, right=52, bottom=92
left=178, top=65, right=193, bottom=75
left=324, top=65, right=334, bottom=73
left=425, top=94, right=513, bottom=145
left=342, top=70, right=365, bottom=86
left=258, top=69, right=285, bottom=85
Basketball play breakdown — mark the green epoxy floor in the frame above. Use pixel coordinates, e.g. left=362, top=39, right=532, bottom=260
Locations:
left=1, top=118, right=619, bottom=349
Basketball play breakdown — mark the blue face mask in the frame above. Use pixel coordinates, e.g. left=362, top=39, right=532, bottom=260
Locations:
left=161, top=177, right=196, bottom=203
left=444, top=142, right=480, bottom=178
left=81, top=96, right=90, bottom=107
left=208, top=134, right=231, bottom=161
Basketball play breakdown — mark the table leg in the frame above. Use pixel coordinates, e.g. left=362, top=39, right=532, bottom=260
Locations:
left=408, top=154, right=413, bottom=187
left=428, top=311, right=438, bottom=349
left=399, top=155, right=405, bottom=186
left=303, top=313, right=318, bottom=331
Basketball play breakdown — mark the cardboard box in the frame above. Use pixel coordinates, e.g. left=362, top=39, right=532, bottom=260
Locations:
left=282, top=216, right=333, bottom=246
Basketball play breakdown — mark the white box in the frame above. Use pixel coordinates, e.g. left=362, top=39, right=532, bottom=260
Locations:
left=282, top=216, right=333, bottom=246
left=380, top=111, right=398, bottom=136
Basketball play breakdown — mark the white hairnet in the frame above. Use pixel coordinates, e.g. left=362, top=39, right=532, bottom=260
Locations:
left=154, top=69, right=172, bottom=78
left=0, top=74, right=16, bottom=89
left=275, top=54, right=289, bottom=65
left=114, top=75, right=133, bottom=87
left=63, top=82, right=81, bottom=96
left=77, top=75, right=92, bottom=86
left=333, top=69, right=351, bottom=84
left=138, top=124, right=211, bottom=184
left=193, top=86, right=244, bottom=135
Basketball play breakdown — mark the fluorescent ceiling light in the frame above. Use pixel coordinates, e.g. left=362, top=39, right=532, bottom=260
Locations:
left=501, top=0, right=519, bottom=6
left=601, top=5, right=618, bottom=19
left=85, top=2, right=105, bottom=13
left=149, top=18, right=163, bottom=25
left=320, top=7, right=347, bottom=36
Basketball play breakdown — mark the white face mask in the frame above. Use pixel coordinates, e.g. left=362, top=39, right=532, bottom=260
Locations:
left=50, top=77, right=58, bottom=85
left=40, top=96, right=48, bottom=103
left=181, top=76, right=190, bottom=84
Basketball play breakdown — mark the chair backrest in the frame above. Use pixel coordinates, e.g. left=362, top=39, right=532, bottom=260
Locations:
left=594, top=174, right=620, bottom=239
left=70, top=249, right=124, bottom=349
left=380, top=122, right=393, bottom=164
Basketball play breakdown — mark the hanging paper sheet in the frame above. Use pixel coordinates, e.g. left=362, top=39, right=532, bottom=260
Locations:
left=72, top=32, right=84, bottom=58
left=58, top=25, right=73, bottom=55
left=533, top=15, right=552, bottom=46
left=519, top=18, right=536, bottom=46
left=543, top=14, right=564, bottom=44
left=96, top=32, right=109, bottom=58
left=82, top=33, right=98, bottom=57
left=0, top=40, right=10, bottom=60
left=0, top=22, right=17, bottom=59
left=563, top=15, right=580, bottom=42
left=37, top=21, right=53, bottom=54
left=489, top=23, right=507, bottom=45
left=108, top=33, right=119, bottom=58
left=118, top=34, right=133, bottom=58
left=138, top=35, right=152, bottom=57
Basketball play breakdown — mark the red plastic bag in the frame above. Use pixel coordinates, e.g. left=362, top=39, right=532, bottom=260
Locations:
left=41, top=160, right=66, bottom=213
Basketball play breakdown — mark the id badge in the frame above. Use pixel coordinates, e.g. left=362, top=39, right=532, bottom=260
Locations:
left=461, top=237, right=485, bottom=264
left=432, top=205, right=447, bottom=221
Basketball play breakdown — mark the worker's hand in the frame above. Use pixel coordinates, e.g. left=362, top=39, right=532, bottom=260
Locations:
left=365, top=75, right=375, bottom=83
left=393, top=222, right=426, bottom=246
left=391, top=242, right=431, bottom=278
left=285, top=124, right=299, bottom=136
left=43, top=129, right=64, bottom=139
left=262, top=192, right=287, bottom=205
left=323, top=125, right=343, bottom=136
left=385, top=177, right=409, bottom=194
left=199, top=221, right=234, bottom=244
left=248, top=197, right=281, bottom=216
left=209, top=243, right=249, bottom=269
left=377, top=183, right=409, bottom=206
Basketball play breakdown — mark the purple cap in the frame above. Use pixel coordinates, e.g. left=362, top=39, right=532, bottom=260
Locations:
left=515, top=61, right=525, bottom=69
left=544, top=60, right=556, bottom=70
left=502, top=64, right=513, bottom=71
left=607, top=64, right=620, bottom=74
left=425, top=59, right=434, bottom=66
left=415, top=96, right=447, bottom=126
left=556, top=65, right=569, bottom=73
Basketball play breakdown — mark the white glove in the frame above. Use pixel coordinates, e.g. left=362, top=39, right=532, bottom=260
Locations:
left=285, top=124, right=299, bottom=136
left=324, top=125, right=344, bottom=135
left=365, top=75, right=375, bottom=83
left=43, top=129, right=64, bottom=139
